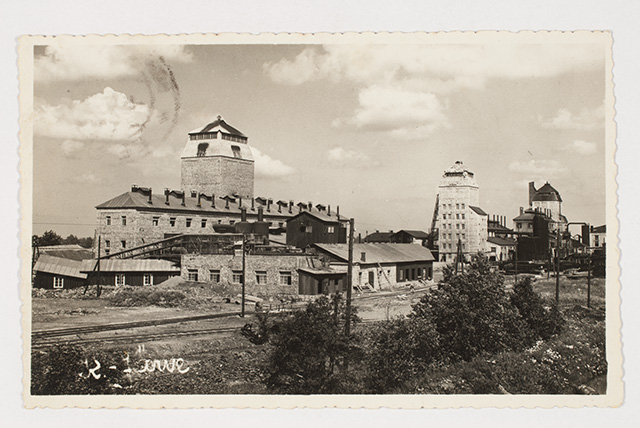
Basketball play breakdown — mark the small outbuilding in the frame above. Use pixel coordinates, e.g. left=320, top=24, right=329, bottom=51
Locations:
left=33, top=254, right=87, bottom=289
left=80, top=259, right=180, bottom=286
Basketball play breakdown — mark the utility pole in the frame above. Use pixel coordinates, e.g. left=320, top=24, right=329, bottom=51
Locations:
left=514, top=239, right=518, bottom=284
left=345, top=218, right=355, bottom=336
left=555, top=225, right=561, bottom=303
left=587, top=249, right=592, bottom=309
left=241, top=234, right=246, bottom=318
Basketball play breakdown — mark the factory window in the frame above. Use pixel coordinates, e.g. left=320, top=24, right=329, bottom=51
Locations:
left=528, top=223, right=532, bottom=229
left=218, top=219, right=223, bottom=224
left=456, top=203, right=460, bottom=210
left=232, top=271, right=243, bottom=284
left=461, top=203, right=465, bottom=209
left=104, top=249, right=110, bottom=255
left=143, top=274, right=153, bottom=286
left=305, top=225, right=313, bottom=233
left=255, top=271, right=267, bottom=285
left=229, top=220, right=235, bottom=225
left=170, top=217, right=176, bottom=227
left=448, top=233, right=452, bottom=239
left=115, top=274, right=125, bottom=286
left=191, top=190, right=197, bottom=198
left=187, top=269, right=198, bottom=282
left=186, top=218, right=192, bottom=228
left=105, top=240, right=110, bottom=248
left=201, top=219, right=207, bottom=228
left=279, top=271, right=292, bottom=286
left=517, top=223, right=522, bottom=229
left=456, top=214, right=460, bottom=220
left=462, top=233, right=466, bottom=240
left=152, top=216, right=159, bottom=226
left=326, top=226, right=335, bottom=233
left=106, top=216, right=111, bottom=226
left=462, top=243, right=466, bottom=250
left=456, top=224, right=460, bottom=230
left=121, top=240, right=126, bottom=248
left=231, top=145, right=242, bottom=159
left=197, top=143, right=209, bottom=157
left=209, top=270, right=220, bottom=283
left=53, top=276, right=64, bottom=289
left=121, top=216, right=127, bottom=226
left=462, top=224, right=465, bottom=229
left=461, top=214, right=465, bottom=219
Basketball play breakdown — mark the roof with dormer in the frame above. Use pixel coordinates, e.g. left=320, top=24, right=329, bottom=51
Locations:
left=189, top=115, right=246, bottom=137
left=443, top=161, right=474, bottom=177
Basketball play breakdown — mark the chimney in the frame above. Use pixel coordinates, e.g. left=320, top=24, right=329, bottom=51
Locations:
left=241, top=207, right=247, bottom=222
left=197, top=193, right=202, bottom=207
left=327, top=205, right=331, bottom=216
left=289, top=201, right=293, bottom=214
left=520, top=207, right=524, bottom=215
left=148, top=187, right=153, bottom=204
left=211, top=194, right=216, bottom=209
left=278, top=202, right=282, bottom=213
left=181, top=192, right=186, bottom=206
left=164, top=188, right=170, bottom=205
left=337, top=205, right=340, bottom=219
left=528, top=181, right=536, bottom=206
left=225, top=198, right=230, bottom=210
left=358, top=232, right=362, bottom=243
left=309, top=201, right=312, bottom=211
left=258, top=206, right=264, bottom=222
left=360, top=252, right=366, bottom=262
left=131, top=184, right=138, bottom=192
left=251, top=198, right=255, bottom=211
left=239, top=197, right=243, bottom=208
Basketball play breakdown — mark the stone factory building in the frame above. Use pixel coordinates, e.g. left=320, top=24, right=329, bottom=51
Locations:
left=94, top=116, right=348, bottom=255
left=435, top=161, right=488, bottom=262
left=528, top=181, right=568, bottom=232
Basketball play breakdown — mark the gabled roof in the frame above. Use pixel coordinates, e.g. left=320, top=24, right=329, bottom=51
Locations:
left=393, top=230, right=430, bottom=239
left=39, top=245, right=93, bottom=261
left=487, top=236, right=517, bottom=247
left=363, top=231, right=394, bottom=243
left=34, top=255, right=87, bottom=279
left=315, top=243, right=435, bottom=264
left=469, top=206, right=488, bottom=216
left=189, top=116, right=246, bottom=137
left=80, top=259, right=180, bottom=273
left=286, top=209, right=348, bottom=224
left=532, top=182, right=562, bottom=202
left=592, top=225, right=606, bottom=234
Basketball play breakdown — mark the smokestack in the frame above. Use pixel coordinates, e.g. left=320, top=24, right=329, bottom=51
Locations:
left=164, top=188, right=170, bottom=205
left=211, top=194, right=216, bottom=209
left=251, top=197, right=255, bottom=211
left=337, top=205, right=340, bottom=219
left=528, top=181, right=536, bottom=207
left=241, top=207, right=247, bottom=222
left=258, top=206, right=264, bottom=222
left=327, top=205, right=331, bottom=216
left=358, top=232, right=362, bottom=243
left=239, top=197, right=243, bottom=208
left=289, top=201, right=293, bottom=214
left=181, top=192, right=186, bottom=206
left=309, top=201, right=312, bottom=211
left=148, top=187, right=153, bottom=204
left=266, top=199, right=271, bottom=212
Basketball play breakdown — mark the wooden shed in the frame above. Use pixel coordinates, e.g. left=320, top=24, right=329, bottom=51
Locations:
left=80, top=259, right=180, bottom=286
left=298, top=268, right=347, bottom=295
left=33, top=254, right=87, bottom=289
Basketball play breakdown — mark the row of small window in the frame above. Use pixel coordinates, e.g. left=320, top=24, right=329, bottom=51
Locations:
left=187, top=269, right=293, bottom=286
left=442, top=213, right=465, bottom=220
left=304, top=225, right=335, bottom=233
left=113, top=274, right=153, bottom=286
left=106, top=215, right=284, bottom=229
left=105, top=216, right=128, bottom=226
left=441, top=242, right=466, bottom=250
left=441, top=233, right=466, bottom=241
left=516, top=223, right=533, bottom=229
left=442, top=203, right=466, bottom=210
left=442, top=223, right=466, bottom=230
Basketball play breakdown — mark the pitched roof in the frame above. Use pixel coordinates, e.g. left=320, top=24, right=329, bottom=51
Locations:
left=189, top=116, right=246, bottom=137
left=96, top=188, right=343, bottom=223
left=487, top=221, right=513, bottom=234
left=393, top=230, right=430, bottom=239
left=34, top=255, right=87, bottom=279
left=80, top=259, right=180, bottom=273
left=286, top=209, right=348, bottom=224
left=39, top=245, right=93, bottom=261
left=469, top=206, right=488, bottom=216
left=487, top=236, right=517, bottom=247
left=315, top=243, right=435, bottom=264
left=592, top=224, right=606, bottom=234
left=363, top=231, right=394, bottom=243
left=532, top=182, right=563, bottom=202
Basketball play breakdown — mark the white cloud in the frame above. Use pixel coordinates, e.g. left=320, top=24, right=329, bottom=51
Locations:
left=252, top=147, right=295, bottom=178
left=327, top=147, right=380, bottom=167
left=508, top=159, right=567, bottom=178
left=61, top=139, right=85, bottom=158
left=35, top=87, right=150, bottom=141
left=107, top=144, right=131, bottom=160
left=567, top=139, right=597, bottom=155
left=35, top=44, right=193, bottom=81
left=541, top=106, right=604, bottom=131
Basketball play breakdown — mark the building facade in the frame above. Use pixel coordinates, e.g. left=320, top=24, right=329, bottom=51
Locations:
left=286, top=210, right=348, bottom=249
left=528, top=181, right=567, bottom=232
left=436, top=161, right=488, bottom=262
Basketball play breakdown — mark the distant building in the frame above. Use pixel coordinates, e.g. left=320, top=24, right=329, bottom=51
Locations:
left=590, top=224, right=606, bottom=249
left=435, top=161, right=488, bottom=262
left=314, top=243, right=435, bottom=290
left=487, top=236, right=516, bottom=262
left=285, top=208, right=348, bottom=249
left=33, top=254, right=87, bottom=289
left=528, top=181, right=567, bottom=232
left=80, top=259, right=180, bottom=286
left=512, top=207, right=552, bottom=261
left=363, top=231, right=394, bottom=243
left=390, top=230, right=430, bottom=246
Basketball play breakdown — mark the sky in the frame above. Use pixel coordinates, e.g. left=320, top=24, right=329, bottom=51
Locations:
left=32, top=35, right=608, bottom=239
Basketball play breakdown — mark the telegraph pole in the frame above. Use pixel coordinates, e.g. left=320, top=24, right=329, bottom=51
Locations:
left=587, top=249, right=592, bottom=309
left=345, top=218, right=355, bottom=336
left=555, top=225, right=561, bottom=303
left=241, top=234, right=246, bottom=318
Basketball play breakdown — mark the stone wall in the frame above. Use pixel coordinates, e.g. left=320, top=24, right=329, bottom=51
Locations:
left=181, top=253, right=309, bottom=297
left=181, top=156, right=254, bottom=198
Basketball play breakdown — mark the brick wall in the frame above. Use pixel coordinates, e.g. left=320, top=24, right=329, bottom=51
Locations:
left=181, top=253, right=309, bottom=297
left=181, top=156, right=254, bottom=198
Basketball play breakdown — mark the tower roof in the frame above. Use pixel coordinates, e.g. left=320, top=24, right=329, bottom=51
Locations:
left=439, top=161, right=478, bottom=187
left=189, top=115, right=246, bottom=138
left=443, top=160, right=474, bottom=177
left=532, top=182, right=562, bottom=202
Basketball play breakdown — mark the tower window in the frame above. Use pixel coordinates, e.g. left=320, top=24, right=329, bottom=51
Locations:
left=231, top=145, right=242, bottom=159
left=197, top=143, right=209, bottom=157
left=186, top=218, right=192, bottom=228
left=106, top=216, right=111, bottom=225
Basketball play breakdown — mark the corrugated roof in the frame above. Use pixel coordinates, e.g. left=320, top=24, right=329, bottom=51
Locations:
left=34, top=255, right=87, bottom=279
left=80, top=259, right=180, bottom=273
left=487, top=236, right=517, bottom=246
left=394, top=230, right=430, bottom=239
left=40, top=247, right=94, bottom=261
left=315, top=243, right=435, bottom=264
left=95, top=189, right=343, bottom=223
left=592, top=225, right=606, bottom=234
left=469, top=206, right=488, bottom=216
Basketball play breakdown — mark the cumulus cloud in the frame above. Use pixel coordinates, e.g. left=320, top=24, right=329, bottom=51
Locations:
left=252, top=147, right=295, bottom=178
left=541, top=106, right=604, bottom=131
left=508, top=159, right=567, bottom=178
left=35, top=87, right=150, bottom=141
left=61, top=139, right=85, bottom=158
left=566, top=139, right=597, bottom=155
left=35, top=44, right=193, bottom=81
left=327, top=147, right=379, bottom=167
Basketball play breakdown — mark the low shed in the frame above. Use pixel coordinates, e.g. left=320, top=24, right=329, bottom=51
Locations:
left=33, top=254, right=87, bottom=289
left=80, top=259, right=180, bottom=286
left=298, top=268, right=347, bottom=295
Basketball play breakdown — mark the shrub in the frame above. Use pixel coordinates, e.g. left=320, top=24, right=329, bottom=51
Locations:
left=511, top=277, right=565, bottom=340
left=411, top=254, right=531, bottom=361
left=263, top=294, right=362, bottom=394
left=109, top=288, right=186, bottom=307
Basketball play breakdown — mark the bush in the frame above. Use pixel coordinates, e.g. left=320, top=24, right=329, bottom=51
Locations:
left=511, top=277, right=565, bottom=340
left=411, top=254, right=531, bottom=361
left=109, top=287, right=186, bottom=307
left=263, top=295, right=362, bottom=394
left=31, top=345, right=129, bottom=395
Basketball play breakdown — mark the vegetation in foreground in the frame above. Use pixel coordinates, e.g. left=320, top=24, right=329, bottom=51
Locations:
left=31, top=255, right=606, bottom=395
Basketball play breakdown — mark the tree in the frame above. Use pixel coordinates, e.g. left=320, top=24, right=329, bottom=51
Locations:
left=264, top=294, right=361, bottom=394
left=37, top=230, right=63, bottom=246
left=511, top=277, right=564, bottom=340
left=411, top=254, right=531, bottom=361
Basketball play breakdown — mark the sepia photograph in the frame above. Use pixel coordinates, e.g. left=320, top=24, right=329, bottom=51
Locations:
left=19, top=31, right=620, bottom=408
